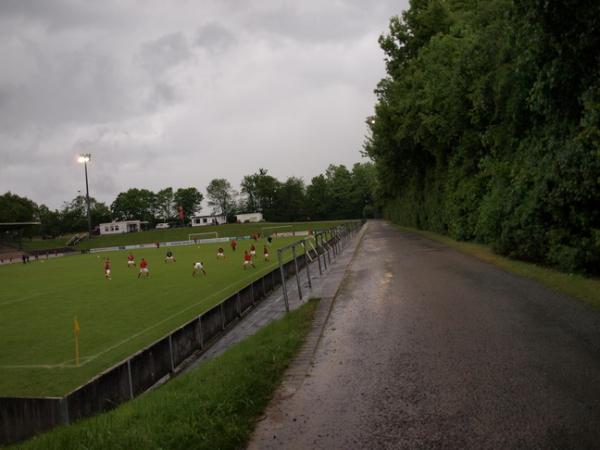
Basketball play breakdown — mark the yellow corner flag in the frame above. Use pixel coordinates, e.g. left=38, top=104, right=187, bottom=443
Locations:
left=73, top=316, right=81, bottom=366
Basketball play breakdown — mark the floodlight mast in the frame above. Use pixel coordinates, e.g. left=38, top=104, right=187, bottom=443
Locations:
left=77, top=153, right=92, bottom=240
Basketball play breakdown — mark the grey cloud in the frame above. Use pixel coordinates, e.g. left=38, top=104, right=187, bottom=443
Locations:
left=194, top=22, right=236, bottom=53
left=0, top=0, right=408, bottom=208
left=242, top=0, right=399, bottom=43
left=0, top=0, right=129, bottom=31
left=135, top=32, right=195, bottom=110
left=0, top=41, right=139, bottom=133
left=145, top=81, right=177, bottom=109
left=137, top=32, right=192, bottom=74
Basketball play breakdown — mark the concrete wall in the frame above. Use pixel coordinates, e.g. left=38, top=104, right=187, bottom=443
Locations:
left=67, top=361, right=131, bottom=422
left=0, top=397, right=64, bottom=444
left=222, top=295, right=239, bottom=326
left=264, top=271, right=275, bottom=294
left=0, top=223, right=361, bottom=446
left=252, top=279, right=265, bottom=302
left=239, top=285, right=254, bottom=314
left=171, top=319, right=203, bottom=368
left=129, top=337, right=172, bottom=397
left=201, top=304, right=224, bottom=344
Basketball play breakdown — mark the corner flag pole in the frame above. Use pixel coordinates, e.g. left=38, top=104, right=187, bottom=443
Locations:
left=73, top=316, right=81, bottom=367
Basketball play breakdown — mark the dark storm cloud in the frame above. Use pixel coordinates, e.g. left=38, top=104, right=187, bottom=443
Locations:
left=0, top=0, right=408, bottom=209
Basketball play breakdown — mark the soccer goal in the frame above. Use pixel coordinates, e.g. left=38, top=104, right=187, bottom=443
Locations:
left=261, top=225, right=293, bottom=237
left=188, top=231, right=219, bottom=242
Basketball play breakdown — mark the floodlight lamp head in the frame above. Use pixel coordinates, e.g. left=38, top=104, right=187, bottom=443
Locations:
left=77, top=153, right=91, bottom=163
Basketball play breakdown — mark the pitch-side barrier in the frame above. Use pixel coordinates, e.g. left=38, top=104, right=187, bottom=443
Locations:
left=0, top=221, right=363, bottom=446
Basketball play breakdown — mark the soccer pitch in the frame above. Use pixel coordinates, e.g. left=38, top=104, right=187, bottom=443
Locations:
left=0, top=237, right=303, bottom=397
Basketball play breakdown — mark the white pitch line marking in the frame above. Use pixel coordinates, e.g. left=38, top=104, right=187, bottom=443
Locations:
left=0, top=261, right=284, bottom=369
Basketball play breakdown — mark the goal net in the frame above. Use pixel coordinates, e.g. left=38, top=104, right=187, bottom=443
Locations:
left=188, top=231, right=219, bottom=242
left=261, top=225, right=293, bottom=237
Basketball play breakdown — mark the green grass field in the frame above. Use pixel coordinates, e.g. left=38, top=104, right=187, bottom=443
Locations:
left=0, top=234, right=312, bottom=397
left=19, top=220, right=350, bottom=251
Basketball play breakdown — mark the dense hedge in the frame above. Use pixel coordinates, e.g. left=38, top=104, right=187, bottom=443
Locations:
left=366, top=0, right=600, bottom=275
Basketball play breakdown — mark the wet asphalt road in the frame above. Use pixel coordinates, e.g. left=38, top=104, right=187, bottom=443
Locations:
left=248, top=221, right=600, bottom=449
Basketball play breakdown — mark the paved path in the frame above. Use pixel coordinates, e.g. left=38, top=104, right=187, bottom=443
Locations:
left=248, top=220, right=600, bottom=449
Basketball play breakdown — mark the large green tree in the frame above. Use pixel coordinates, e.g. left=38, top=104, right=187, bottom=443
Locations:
left=37, top=205, right=62, bottom=238
left=155, top=187, right=175, bottom=221
left=240, top=169, right=279, bottom=216
left=271, top=177, right=306, bottom=222
left=60, top=195, right=111, bottom=233
left=173, top=187, right=203, bottom=222
left=111, top=189, right=157, bottom=223
left=325, top=165, right=354, bottom=219
left=366, top=0, right=600, bottom=274
left=0, top=192, right=38, bottom=223
left=305, top=174, right=331, bottom=220
left=206, top=179, right=236, bottom=217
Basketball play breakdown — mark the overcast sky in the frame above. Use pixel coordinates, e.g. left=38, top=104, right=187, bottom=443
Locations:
left=0, top=0, right=407, bottom=210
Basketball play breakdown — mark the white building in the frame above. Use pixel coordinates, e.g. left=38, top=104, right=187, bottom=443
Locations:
left=191, top=215, right=227, bottom=227
left=99, top=220, right=142, bottom=235
left=236, top=212, right=263, bottom=223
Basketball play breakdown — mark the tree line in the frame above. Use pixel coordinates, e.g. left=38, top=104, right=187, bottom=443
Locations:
left=0, top=163, right=376, bottom=239
left=366, top=0, right=600, bottom=275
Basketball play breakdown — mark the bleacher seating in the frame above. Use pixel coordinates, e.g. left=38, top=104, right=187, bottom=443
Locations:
left=67, top=233, right=88, bottom=246
left=0, top=244, right=29, bottom=265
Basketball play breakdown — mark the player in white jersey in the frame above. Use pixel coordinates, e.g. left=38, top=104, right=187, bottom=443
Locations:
left=192, top=261, right=207, bottom=276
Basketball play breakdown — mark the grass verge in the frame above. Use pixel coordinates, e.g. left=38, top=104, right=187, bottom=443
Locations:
left=396, top=225, right=600, bottom=310
left=12, top=299, right=319, bottom=450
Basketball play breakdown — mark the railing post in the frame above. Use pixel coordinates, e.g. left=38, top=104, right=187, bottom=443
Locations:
left=292, top=244, right=302, bottom=300
left=315, top=236, right=322, bottom=275
left=278, top=248, right=290, bottom=312
left=304, top=239, right=312, bottom=289
left=331, top=231, right=337, bottom=257
left=320, top=234, right=328, bottom=270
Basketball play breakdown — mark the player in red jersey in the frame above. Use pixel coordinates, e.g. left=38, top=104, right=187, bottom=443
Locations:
left=230, top=239, right=237, bottom=251
left=243, top=250, right=255, bottom=269
left=104, top=258, right=112, bottom=280
left=250, top=243, right=256, bottom=259
left=263, top=245, right=270, bottom=262
left=127, top=253, right=135, bottom=268
left=138, top=258, right=149, bottom=278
